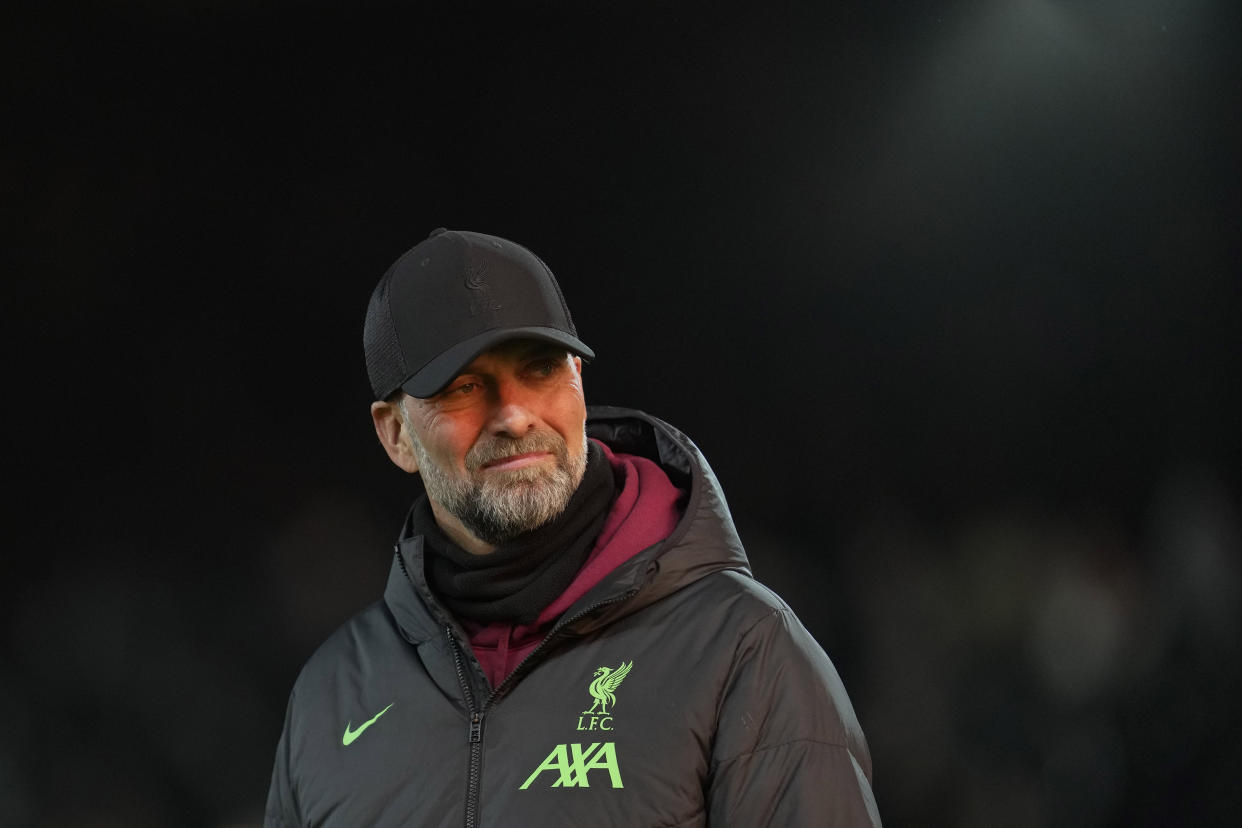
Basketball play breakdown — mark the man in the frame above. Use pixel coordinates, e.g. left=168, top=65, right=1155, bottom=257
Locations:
left=265, top=228, right=881, bottom=827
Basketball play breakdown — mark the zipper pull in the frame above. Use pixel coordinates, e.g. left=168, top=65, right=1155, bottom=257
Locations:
left=469, top=712, right=484, bottom=743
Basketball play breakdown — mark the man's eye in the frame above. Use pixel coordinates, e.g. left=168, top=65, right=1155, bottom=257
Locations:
left=449, top=382, right=478, bottom=396
left=530, top=359, right=558, bottom=377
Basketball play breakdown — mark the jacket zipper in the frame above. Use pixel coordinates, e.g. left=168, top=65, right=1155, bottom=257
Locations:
left=444, top=588, right=639, bottom=827
left=449, top=626, right=484, bottom=828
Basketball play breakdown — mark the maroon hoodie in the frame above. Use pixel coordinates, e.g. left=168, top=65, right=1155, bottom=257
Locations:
left=461, top=439, right=683, bottom=687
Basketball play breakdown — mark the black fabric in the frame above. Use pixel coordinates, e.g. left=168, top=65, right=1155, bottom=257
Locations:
left=363, top=228, right=593, bottom=399
left=417, top=440, right=617, bottom=625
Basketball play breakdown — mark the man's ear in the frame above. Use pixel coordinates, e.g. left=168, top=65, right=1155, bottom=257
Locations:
left=370, top=399, right=420, bottom=474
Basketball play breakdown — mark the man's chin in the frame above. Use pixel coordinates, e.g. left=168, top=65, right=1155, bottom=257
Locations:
left=461, top=505, right=559, bottom=546
left=467, top=481, right=574, bottom=538
left=475, top=463, right=567, bottom=492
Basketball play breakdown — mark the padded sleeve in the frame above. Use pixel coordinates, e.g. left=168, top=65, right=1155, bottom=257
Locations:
left=707, top=608, right=882, bottom=826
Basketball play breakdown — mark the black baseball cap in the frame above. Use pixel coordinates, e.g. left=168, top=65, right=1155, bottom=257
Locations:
left=363, top=228, right=594, bottom=399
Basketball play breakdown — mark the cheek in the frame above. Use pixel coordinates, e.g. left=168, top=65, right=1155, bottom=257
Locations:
left=554, top=396, right=588, bottom=449
left=417, top=419, right=477, bottom=468
left=561, top=377, right=586, bottom=410
left=438, top=433, right=479, bottom=467
left=556, top=385, right=586, bottom=419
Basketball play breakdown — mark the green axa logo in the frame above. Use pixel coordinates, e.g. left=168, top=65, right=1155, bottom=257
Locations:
left=519, top=742, right=624, bottom=789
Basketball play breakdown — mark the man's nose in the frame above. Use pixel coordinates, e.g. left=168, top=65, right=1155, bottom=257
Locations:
left=486, top=380, right=538, bottom=437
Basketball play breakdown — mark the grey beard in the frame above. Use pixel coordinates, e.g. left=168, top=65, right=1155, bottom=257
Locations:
left=402, top=403, right=589, bottom=545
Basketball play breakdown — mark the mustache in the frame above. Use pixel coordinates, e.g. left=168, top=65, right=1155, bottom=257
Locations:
left=464, top=431, right=567, bottom=472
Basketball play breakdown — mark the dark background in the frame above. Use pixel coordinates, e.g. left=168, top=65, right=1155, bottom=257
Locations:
left=6, top=1, right=1240, bottom=826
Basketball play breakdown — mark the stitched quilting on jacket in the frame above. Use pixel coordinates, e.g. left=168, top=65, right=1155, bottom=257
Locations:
left=265, top=407, right=882, bottom=827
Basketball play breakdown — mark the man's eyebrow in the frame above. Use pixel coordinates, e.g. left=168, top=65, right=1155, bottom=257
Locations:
left=434, top=367, right=485, bottom=395
left=454, top=343, right=567, bottom=377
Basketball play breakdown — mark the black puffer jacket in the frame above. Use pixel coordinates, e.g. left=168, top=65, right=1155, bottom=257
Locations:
left=265, top=407, right=881, bottom=827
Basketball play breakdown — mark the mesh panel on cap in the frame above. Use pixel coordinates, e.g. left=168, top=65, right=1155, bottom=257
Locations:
left=532, top=251, right=577, bottom=334
left=362, top=271, right=409, bottom=400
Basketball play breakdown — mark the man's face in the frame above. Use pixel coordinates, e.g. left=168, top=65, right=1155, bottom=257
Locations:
left=398, top=340, right=589, bottom=547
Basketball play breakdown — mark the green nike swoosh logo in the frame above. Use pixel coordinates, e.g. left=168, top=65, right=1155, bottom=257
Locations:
left=342, top=703, right=394, bottom=746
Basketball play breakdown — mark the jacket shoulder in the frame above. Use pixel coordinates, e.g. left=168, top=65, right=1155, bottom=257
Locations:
left=288, top=600, right=397, bottom=694
left=686, top=568, right=797, bottom=627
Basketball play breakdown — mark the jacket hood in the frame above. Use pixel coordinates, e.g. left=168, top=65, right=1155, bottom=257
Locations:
left=384, top=406, right=752, bottom=645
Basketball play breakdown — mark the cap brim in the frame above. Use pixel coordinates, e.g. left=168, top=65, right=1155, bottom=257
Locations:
left=399, top=326, right=595, bottom=398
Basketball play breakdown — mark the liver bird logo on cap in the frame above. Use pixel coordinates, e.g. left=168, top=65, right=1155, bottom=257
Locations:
left=582, top=661, right=633, bottom=716
left=464, top=261, right=501, bottom=317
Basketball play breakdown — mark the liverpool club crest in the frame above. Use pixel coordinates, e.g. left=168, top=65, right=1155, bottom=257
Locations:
left=575, top=661, right=633, bottom=731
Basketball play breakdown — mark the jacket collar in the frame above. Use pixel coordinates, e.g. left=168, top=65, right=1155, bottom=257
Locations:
left=384, top=406, right=752, bottom=645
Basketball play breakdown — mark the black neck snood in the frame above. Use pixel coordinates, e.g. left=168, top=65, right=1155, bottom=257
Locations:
left=416, top=440, right=618, bottom=625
